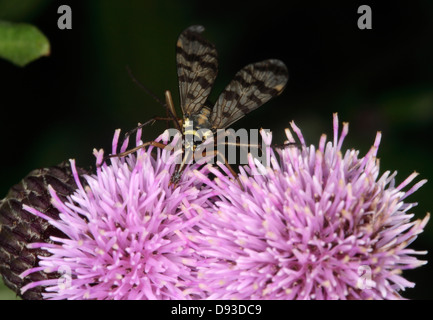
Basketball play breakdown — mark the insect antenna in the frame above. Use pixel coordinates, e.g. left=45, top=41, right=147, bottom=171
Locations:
left=125, top=65, right=181, bottom=131
left=125, top=65, right=166, bottom=108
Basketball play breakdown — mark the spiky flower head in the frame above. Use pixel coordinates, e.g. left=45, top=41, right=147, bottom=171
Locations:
left=191, top=114, right=429, bottom=300
left=16, top=114, right=429, bottom=300
left=20, top=129, right=212, bottom=300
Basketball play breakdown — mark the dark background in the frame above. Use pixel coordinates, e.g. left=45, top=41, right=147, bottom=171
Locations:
left=1, top=0, right=432, bottom=299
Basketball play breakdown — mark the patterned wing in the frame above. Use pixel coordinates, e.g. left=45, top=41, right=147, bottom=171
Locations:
left=176, top=25, right=218, bottom=116
left=209, top=59, right=288, bottom=129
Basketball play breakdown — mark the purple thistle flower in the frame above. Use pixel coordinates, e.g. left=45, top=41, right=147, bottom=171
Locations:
left=16, top=114, right=429, bottom=300
left=19, top=129, right=213, bottom=300
left=192, top=113, right=429, bottom=300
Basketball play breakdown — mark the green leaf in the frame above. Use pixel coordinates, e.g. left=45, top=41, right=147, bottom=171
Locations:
left=0, top=20, right=50, bottom=67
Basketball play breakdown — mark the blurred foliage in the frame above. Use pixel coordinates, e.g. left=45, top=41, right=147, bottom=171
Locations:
left=1, top=0, right=433, bottom=299
left=0, top=20, right=50, bottom=66
left=0, top=0, right=51, bottom=21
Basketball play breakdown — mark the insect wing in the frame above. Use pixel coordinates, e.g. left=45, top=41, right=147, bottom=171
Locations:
left=176, top=25, right=218, bottom=116
left=209, top=59, right=288, bottom=129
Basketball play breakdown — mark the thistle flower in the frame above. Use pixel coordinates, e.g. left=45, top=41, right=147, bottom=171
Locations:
left=192, top=114, right=429, bottom=300
left=19, top=129, right=213, bottom=300
left=13, top=114, right=429, bottom=300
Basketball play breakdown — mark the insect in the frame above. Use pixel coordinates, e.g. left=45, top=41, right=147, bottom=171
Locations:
left=112, top=25, right=289, bottom=185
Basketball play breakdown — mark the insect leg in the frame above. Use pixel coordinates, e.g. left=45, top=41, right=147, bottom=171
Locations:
left=164, top=90, right=183, bottom=131
left=222, top=140, right=261, bottom=149
left=220, top=129, right=262, bottom=149
left=216, top=129, right=262, bottom=166
left=120, top=91, right=182, bottom=149
left=122, top=116, right=177, bottom=144
left=272, top=142, right=298, bottom=149
left=110, top=141, right=170, bottom=158
left=204, top=149, right=244, bottom=191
